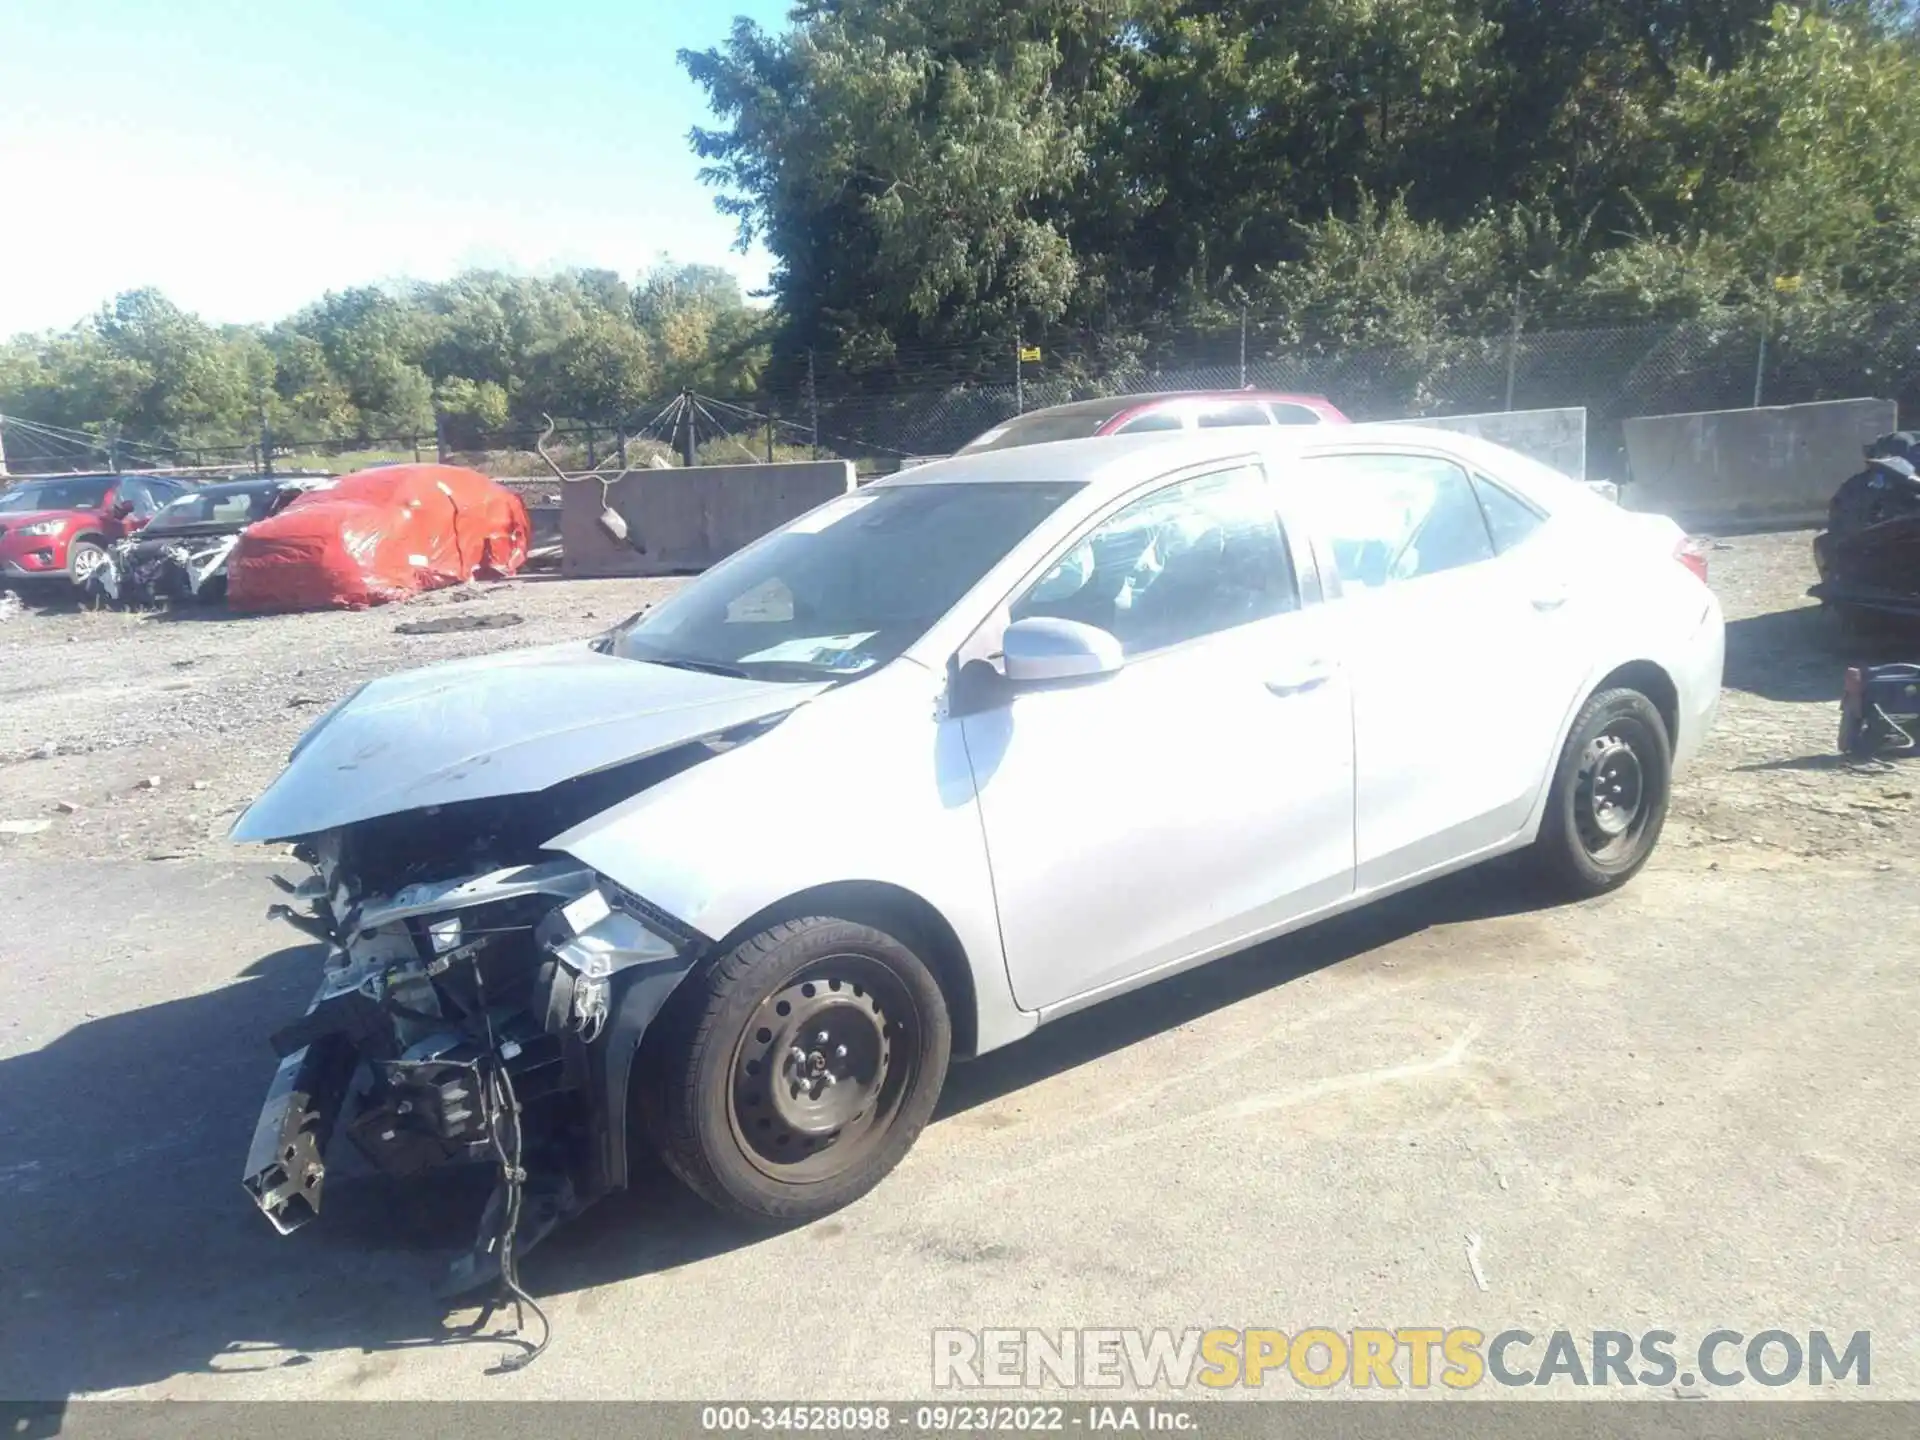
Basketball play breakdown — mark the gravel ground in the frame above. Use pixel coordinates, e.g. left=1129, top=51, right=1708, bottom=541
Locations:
left=1663, top=531, right=1918, bottom=872
left=4, top=531, right=1919, bottom=1403
left=0, top=574, right=681, bottom=862
left=2, top=528, right=1914, bottom=872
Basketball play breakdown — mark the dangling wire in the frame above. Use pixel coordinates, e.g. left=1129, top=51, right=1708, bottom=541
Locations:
left=464, top=955, right=552, bottom=1373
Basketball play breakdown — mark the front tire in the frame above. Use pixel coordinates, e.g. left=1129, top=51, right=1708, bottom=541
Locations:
left=640, top=916, right=951, bottom=1224
left=66, top=540, right=107, bottom=592
left=1531, top=688, right=1673, bottom=899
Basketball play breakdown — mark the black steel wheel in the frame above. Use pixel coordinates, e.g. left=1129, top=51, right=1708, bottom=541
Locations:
left=1532, top=687, right=1673, bottom=898
left=1573, top=731, right=1651, bottom=865
left=640, top=915, right=951, bottom=1223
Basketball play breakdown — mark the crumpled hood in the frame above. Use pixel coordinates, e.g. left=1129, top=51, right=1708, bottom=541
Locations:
left=231, top=641, right=828, bottom=843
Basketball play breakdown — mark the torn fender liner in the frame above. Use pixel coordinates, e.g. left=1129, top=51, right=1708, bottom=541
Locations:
left=231, top=643, right=828, bottom=842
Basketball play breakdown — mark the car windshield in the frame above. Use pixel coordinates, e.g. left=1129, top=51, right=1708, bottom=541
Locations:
left=609, top=480, right=1084, bottom=680
left=146, top=483, right=281, bottom=531
left=0, top=477, right=114, bottom=512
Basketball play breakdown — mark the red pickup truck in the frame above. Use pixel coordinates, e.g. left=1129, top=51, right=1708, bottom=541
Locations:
left=0, top=472, right=190, bottom=590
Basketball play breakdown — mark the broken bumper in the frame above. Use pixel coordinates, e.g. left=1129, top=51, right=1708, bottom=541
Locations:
left=240, top=857, right=703, bottom=1240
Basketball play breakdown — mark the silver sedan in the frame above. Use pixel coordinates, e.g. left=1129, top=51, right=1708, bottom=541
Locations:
left=231, top=425, right=1723, bottom=1277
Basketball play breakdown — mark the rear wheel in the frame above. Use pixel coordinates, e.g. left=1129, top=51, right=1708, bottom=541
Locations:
left=640, top=916, right=951, bottom=1223
left=1531, top=688, right=1672, bottom=898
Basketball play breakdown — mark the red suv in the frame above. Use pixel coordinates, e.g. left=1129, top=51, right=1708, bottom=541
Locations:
left=0, top=473, right=188, bottom=590
left=958, top=389, right=1350, bottom=454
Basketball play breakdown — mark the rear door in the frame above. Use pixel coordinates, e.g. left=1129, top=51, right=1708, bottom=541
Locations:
left=1291, top=450, right=1580, bottom=888
left=959, top=461, right=1355, bottom=1012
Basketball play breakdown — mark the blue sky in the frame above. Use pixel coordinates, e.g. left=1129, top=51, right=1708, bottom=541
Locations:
left=0, top=0, right=789, bottom=336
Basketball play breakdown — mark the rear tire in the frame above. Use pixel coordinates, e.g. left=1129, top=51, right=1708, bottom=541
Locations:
left=640, top=916, right=951, bottom=1224
left=1530, top=688, right=1673, bottom=899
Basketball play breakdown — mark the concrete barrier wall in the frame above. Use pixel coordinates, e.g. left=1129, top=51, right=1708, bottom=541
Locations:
left=1622, top=398, right=1897, bottom=530
left=1384, top=407, right=1588, bottom=482
left=562, top=459, right=858, bottom=578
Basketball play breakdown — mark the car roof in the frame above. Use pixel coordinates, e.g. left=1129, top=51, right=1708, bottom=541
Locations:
left=173, top=477, right=284, bottom=498
left=1000, top=390, right=1333, bottom=421
left=874, top=423, right=1542, bottom=501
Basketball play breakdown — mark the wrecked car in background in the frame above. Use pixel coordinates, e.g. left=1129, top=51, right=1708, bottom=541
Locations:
left=89, top=473, right=335, bottom=609
left=1812, top=430, right=1920, bottom=630
left=226, top=463, right=530, bottom=613
left=232, top=425, right=1722, bottom=1317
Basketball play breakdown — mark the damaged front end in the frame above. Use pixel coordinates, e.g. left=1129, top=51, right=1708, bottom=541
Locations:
left=92, top=533, right=241, bottom=609
left=243, top=790, right=710, bottom=1295
left=230, top=643, right=827, bottom=1314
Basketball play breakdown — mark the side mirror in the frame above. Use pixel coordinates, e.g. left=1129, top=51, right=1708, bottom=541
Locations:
left=1002, top=616, right=1124, bottom=685
left=110, top=500, right=135, bottom=519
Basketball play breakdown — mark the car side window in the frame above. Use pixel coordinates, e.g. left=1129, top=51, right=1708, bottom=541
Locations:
left=1114, top=410, right=1184, bottom=435
left=117, top=478, right=156, bottom=516
left=1301, top=453, right=1495, bottom=591
left=1472, top=474, right=1546, bottom=554
left=1269, top=403, right=1324, bottom=426
left=1196, top=402, right=1273, bottom=429
left=1011, top=465, right=1299, bottom=656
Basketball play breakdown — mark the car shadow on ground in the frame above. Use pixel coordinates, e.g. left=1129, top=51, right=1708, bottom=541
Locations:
left=0, top=861, right=1558, bottom=1401
left=1721, top=604, right=1920, bottom=704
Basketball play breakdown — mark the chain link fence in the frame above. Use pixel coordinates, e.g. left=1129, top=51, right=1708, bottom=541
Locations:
left=6, top=308, right=1912, bottom=486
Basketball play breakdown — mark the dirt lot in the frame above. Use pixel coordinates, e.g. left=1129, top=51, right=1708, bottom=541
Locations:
left=2, top=532, right=1918, bottom=1403
left=0, top=573, right=681, bottom=862
left=1, top=529, right=1913, bottom=870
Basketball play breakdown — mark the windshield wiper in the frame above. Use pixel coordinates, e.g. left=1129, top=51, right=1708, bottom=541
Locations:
left=639, top=656, right=754, bottom=679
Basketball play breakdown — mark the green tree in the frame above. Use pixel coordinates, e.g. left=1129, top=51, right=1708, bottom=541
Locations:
left=634, top=260, right=771, bottom=391
left=287, top=287, right=435, bottom=437
left=525, top=313, right=658, bottom=422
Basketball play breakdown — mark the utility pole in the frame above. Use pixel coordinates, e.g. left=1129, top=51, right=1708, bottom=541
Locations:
left=676, top=390, right=698, bottom=468
left=1239, top=305, right=1249, bottom=388
left=616, top=427, right=629, bottom=469
left=766, top=403, right=776, bottom=463
left=1015, top=336, right=1025, bottom=415
left=1504, top=287, right=1524, bottom=413
left=260, top=404, right=274, bottom=477
left=0, top=414, right=10, bottom=478
left=1753, top=329, right=1769, bottom=410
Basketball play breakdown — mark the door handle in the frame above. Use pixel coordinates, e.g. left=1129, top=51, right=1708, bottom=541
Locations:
left=1532, top=589, right=1570, bottom=612
left=1265, top=662, right=1337, bottom=698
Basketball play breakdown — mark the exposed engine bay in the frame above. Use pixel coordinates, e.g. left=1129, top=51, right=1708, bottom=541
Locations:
left=240, top=740, right=740, bottom=1358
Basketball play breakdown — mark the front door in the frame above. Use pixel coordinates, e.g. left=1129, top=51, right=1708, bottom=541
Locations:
left=960, top=463, right=1356, bottom=1014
